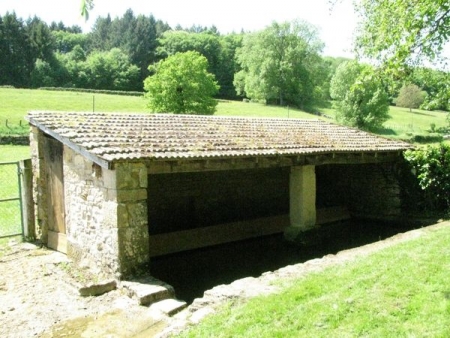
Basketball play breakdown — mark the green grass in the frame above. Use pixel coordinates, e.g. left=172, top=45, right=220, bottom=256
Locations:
left=216, top=100, right=325, bottom=120
left=180, top=223, right=450, bottom=337
left=0, top=145, right=31, bottom=162
left=0, top=161, right=22, bottom=237
left=0, top=145, right=30, bottom=238
left=1, top=87, right=448, bottom=141
left=321, top=104, right=448, bottom=141
left=0, top=87, right=148, bottom=135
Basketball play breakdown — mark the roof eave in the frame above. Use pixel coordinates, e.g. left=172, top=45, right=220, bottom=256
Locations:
left=27, top=116, right=112, bottom=170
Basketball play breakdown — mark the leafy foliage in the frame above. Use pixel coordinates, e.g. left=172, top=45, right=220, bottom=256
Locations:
left=55, top=47, right=140, bottom=90
left=330, top=61, right=390, bottom=130
left=395, top=84, right=425, bottom=112
left=157, top=30, right=242, bottom=99
left=411, top=67, right=450, bottom=111
left=404, top=144, right=450, bottom=210
left=144, top=51, right=219, bottom=115
left=355, top=0, right=450, bottom=68
left=80, top=0, right=94, bottom=20
left=234, top=20, right=325, bottom=110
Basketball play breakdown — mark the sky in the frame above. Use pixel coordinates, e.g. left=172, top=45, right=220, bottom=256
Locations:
left=0, top=0, right=358, bottom=58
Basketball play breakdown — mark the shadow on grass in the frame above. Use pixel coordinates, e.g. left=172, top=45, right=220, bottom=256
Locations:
left=409, top=110, right=438, bottom=117
left=369, top=126, right=398, bottom=136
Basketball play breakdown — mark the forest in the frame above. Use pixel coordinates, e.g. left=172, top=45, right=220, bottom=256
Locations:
left=0, top=9, right=449, bottom=113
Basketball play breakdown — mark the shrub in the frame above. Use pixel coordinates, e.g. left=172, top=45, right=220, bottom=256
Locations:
left=38, top=87, right=143, bottom=97
left=404, top=143, right=450, bottom=210
left=407, top=133, right=443, bottom=143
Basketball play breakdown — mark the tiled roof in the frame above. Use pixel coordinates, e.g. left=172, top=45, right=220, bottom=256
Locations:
left=27, top=111, right=411, bottom=163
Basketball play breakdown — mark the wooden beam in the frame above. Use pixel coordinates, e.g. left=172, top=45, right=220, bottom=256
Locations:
left=148, top=206, right=352, bottom=257
left=47, top=230, right=67, bottom=254
left=146, top=152, right=403, bottom=174
left=149, top=215, right=289, bottom=257
left=19, top=159, right=35, bottom=240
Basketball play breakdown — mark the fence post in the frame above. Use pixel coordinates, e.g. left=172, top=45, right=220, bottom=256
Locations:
left=20, top=159, right=35, bottom=240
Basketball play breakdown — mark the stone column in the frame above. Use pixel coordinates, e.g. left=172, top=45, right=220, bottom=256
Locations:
left=115, top=162, right=150, bottom=278
left=284, top=165, right=317, bottom=241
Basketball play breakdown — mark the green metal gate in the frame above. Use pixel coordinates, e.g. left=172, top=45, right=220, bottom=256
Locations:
left=0, top=161, right=24, bottom=238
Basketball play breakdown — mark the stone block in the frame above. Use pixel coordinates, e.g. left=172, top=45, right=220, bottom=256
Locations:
left=127, top=202, right=148, bottom=228
left=103, top=169, right=117, bottom=189
left=139, top=167, right=148, bottom=188
left=150, top=299, right=187, bottom=316
left=79, top=280, right=117, bottom=297
left=116, top=189, right=147, bottom=202
left=118, top=226, right=150, bottom=270
left=117, top=203, right=129, bottom=227
left=121, top=278, right=175, bottom=306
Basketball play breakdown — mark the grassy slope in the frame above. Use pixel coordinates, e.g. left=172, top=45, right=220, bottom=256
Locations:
left=0, top=145, right=31, bottom=162
left=181, top=224, right=450, bottom=337
left=1, top=88, right=448, bottom=137
left=0, top=88, right=148, bottom=134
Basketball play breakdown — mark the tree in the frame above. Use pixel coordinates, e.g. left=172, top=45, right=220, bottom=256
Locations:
left=84, top=48, right=140, bottom=90
left=52, top=30, right=88, bottom=54
left=0, top=12, right=33, bottom=87
left=330, top=61, right=390, bottom=130
left=157, top=30, right=239, bottom=98
left=411, top=67, right=450, bottom=111
left=144, top=51, right=219, bottom=115
left=354, top=0, right=450, bottom=68
left=234, top=20, right=324, bottom=110
left=396, top=84, right=425, bottom=112
left=89, top=11, right=169, bottom=84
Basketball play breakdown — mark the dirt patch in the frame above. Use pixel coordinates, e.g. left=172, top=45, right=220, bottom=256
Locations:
left=0, top=220, right=448, bottom=337
left=0, top=241, right=169, bottom=338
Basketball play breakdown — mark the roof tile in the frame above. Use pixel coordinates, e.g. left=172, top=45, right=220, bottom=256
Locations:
left=27, top=111, right=411, bottom=163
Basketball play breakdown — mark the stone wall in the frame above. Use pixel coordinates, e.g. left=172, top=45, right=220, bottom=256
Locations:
left=316, top=162, right=402, bottom=219
left=148, top=168, right=290, bottom=235
left=64, top=149, right=149, bottom=279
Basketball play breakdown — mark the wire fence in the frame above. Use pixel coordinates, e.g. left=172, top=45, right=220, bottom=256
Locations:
left=383, top=123, right=424, bottom=133
left=0, top=162, right=23, bottom=238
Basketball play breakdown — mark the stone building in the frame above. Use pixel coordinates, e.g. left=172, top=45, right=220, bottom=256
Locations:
left=27, top=111, right=411, bottom=279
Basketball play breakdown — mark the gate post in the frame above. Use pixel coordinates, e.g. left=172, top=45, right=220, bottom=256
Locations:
left=20, top=159, right=35, bottom=240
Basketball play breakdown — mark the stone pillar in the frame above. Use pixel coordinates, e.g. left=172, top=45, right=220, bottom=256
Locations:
left=284, top=165, right=317, bottom=241
left=114, top=162, right=150, bottom=278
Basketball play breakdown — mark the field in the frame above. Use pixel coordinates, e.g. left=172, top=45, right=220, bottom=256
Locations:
left=0, top=88, right=149, bottom=135
left=1, top=88, right=448, bottom=140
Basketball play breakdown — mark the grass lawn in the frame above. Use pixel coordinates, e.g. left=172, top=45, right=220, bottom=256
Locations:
left=0, top=160, right=22, bottom=237
left=180, top=223, right=450, bottom=337
left=1, top=87, right=448, bottom=141
left=0, top=87, right=148, bottom=135
left=0, top=144, right=31, bottom=162
left=321, top=104, right=448, bottom=140
left=216, top=100, right=324, bottom=120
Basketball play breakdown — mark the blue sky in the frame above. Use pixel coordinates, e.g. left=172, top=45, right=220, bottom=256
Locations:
left=0, top=0, right=357, bottom=58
